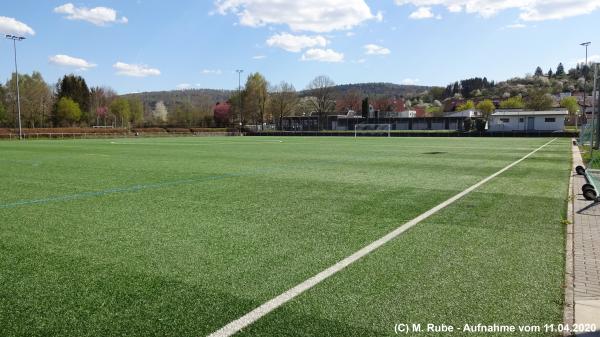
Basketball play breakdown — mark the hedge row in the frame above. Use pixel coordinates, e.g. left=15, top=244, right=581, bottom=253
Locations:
left=0, top=127, right=237, bottom=135
left=131, top=127, right=166, bottom=133
left=0, top=128, right=129, bottom=134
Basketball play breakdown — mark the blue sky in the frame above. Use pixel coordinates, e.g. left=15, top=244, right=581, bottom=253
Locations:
left=1, top=0, right=599, bottom=94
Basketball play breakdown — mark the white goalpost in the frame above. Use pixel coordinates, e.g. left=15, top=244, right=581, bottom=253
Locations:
left=354, top=124, right=391, bottom=138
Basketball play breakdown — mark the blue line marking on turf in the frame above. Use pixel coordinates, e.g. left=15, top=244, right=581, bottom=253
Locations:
left=0, top=173, right=245, bottom=209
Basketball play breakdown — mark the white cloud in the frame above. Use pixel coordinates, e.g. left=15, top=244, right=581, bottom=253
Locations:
left=215, top=0, right=381, bottom=32
left=266, top=33, right=328, bottom=52
left=401, top=78, right=420, bottom=85
left=201, top=69, right=223, bottom=75
left=113, top=62, right=160, bottom=77
left=176, top=83, right=193, bottom=89
left=520, top=1, right=600, bottom=21
left=49, top=54, right=96, bottom=70
left=447, top=4, right=463, bottom=12
left=54, top=3, right=128, bottom=26
left=504, top=23, right=526, bottom=29
left=409, top=7, right=435, bottom=19
left=364, top=44, right=391, bottom=55
left=252, top=55, right=266, bottom=59
left=395, top=0, right=600, bottom=21
left=0, top=16, right=35, bottom=36
left=301, top=48, right=344, bottom=62
left=346, top=31, right=355, bottom=37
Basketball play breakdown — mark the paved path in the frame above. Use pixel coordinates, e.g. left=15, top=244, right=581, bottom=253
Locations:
left=569, top=143, right=600, bottom=336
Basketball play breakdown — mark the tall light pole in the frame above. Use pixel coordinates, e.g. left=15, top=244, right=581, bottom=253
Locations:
left=581, top=41, right=591, bottom=130
left=236, top=69, right=243, bottom=134
left=590, top=63, right=600, bottom=150
left=6, top=35, right=25, bottom=140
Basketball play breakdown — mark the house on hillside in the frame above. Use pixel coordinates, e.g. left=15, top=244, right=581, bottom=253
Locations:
left=488, top=109, right=567, bottom=132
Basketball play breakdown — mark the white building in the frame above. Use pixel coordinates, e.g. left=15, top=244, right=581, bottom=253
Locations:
left=444, top=109, right=481, bottom=118
left=393, top=110, right=417, bottom=118
left=488, top=110, right=568, bottom=132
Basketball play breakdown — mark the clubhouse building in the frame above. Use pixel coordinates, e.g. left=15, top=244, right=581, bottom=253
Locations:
left=488, top=110, right=568, bottom=132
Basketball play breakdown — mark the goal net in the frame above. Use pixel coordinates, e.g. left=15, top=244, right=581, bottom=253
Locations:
left=354, top=124, right=391, bottom=137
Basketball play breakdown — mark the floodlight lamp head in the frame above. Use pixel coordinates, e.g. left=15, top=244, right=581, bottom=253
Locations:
left=581, top=42, right=591, bottom=46
left=5, top=35, right=26, bottom=41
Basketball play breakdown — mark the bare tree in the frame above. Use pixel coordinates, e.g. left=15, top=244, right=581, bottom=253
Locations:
left=294, top=97, right=318, bottom=116
left=269, top=81, right=298, bottom=129
left=306, top=75, right=336, bottom=129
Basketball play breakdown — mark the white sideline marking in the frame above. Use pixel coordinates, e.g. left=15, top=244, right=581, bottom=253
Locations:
left=207, top=138, right=557, bottom=337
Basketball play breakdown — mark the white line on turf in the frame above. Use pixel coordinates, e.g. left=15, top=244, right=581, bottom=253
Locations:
left=207, top=138, right=557, bottom=337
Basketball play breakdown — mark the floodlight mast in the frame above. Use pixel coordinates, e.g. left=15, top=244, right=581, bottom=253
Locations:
left=592, top=63, right=598, bottom=154
left=581, top=42, right=591, bottom=133
left=236, top=69, right=243, bottom=134
left=6, top=35, right=26, bottom=140
left=595, top=64, right=600, bottom=151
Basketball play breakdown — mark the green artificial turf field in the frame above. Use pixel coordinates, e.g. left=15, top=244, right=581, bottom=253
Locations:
left=0, top=137, right=571, bottom=336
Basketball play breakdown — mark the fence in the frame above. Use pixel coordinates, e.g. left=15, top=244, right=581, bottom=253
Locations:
left=577, top=63, right=600, bottom=201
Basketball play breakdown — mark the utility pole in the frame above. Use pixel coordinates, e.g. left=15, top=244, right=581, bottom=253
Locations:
left=236, top=69, right=243, bottom=134
left=6, top=35, right=26, bottom=140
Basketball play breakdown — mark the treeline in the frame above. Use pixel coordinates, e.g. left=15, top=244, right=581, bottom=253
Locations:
left=123, top=89, right=231, bottom=127
left=0, top=60, right=591, bottom=129
left=125, top=82, right=429, bottom=128
left=327, top=82, right=427, bottom=98
left=227, top=73, right=300, bottom=127
left=223, top=73, right=434, bottom=128
left=0, top=73, right=144, bottom=128
left=226, top=73, right=366, bottom=129
left=443, top=77, right=495, bottom=99
left=0, top=72, right=222, bottom=129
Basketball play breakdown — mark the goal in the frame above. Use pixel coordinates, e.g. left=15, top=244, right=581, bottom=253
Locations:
left=354, top=124, right=391, bottom=138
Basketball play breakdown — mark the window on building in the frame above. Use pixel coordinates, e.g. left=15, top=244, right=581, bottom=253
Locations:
left=500, top=118, right=510, bottom=123
left=544, top=118, right=556, bottom=123
left=519, top=118, right=524, bottom=123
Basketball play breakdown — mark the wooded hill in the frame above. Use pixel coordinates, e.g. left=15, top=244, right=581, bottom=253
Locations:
left=123, top=82, right=430, bottom=111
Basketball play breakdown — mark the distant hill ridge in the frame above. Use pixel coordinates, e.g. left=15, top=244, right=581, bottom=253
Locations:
left=325, top=82, right=430, bottom=97
left=123, top=82, right=431, bottom=110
